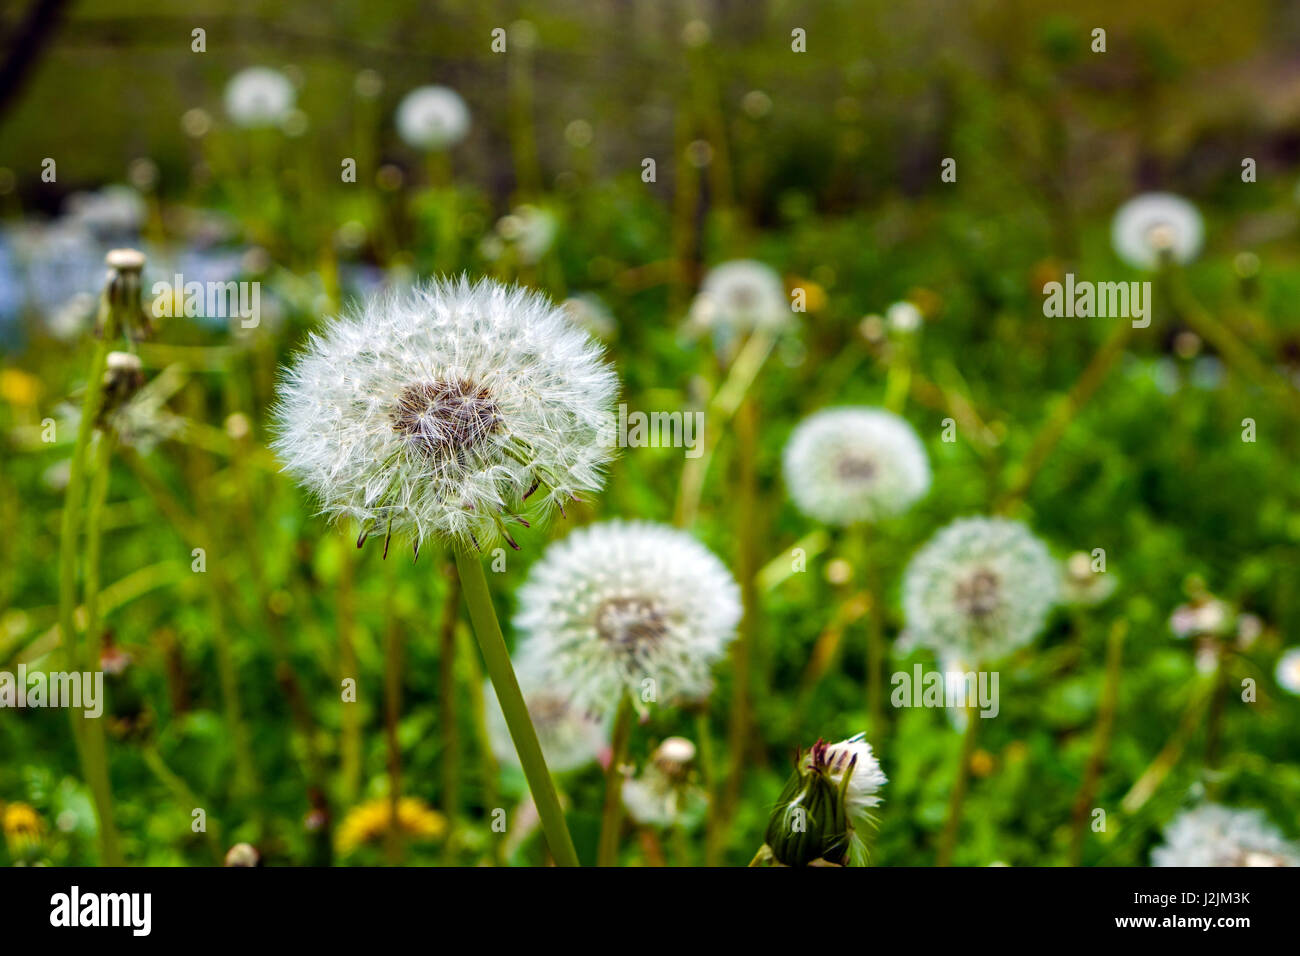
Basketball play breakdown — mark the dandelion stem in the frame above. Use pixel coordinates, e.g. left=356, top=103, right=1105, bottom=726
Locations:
left=597, top=693, right=635, bottom=867
left=937, top=702, right=981, bottom=866
left=80, top=433, right=123, bottom=866
left=437, top=561, right=463, bottom=825
left=337, top=530, right=362, bottom=805
left=56, top=294, right=125, bottom=866
left=453, top=549, right=579, bottom=867
left=382, top=552, right=404, bottom=864
left=1068, top=620, right=1127, bottom=866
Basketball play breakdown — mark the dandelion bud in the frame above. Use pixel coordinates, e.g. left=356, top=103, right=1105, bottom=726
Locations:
left=224, top=842, right=261, bottom=867
left=99, top=351, right=144, bottom=422
left=103, top=248, right=151, bottom=339
left=764, top=734, right=886, bottom=867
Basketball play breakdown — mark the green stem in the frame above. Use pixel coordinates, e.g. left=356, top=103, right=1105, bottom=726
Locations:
left=80, top=434, right=123, bottom=865
left=596, top=694, right=635, bottom=867
left=1068, top=621, right=1127, bottom=866
left=937, top=702, right=981, bottom=866
left=453, top=549, right=579, bottom=867
left=56, top=298, right=125, bottom=866
left=438, top=563, right=463, bottom=825
left=383, top=553, right=404, bottom=864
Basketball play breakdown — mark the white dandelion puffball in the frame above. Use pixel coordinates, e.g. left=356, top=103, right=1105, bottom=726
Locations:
left=483, top=674, right=608, bottom=773
left=1111, top=192, right=1203, bottom=271
left=1276, top=647, right=1300, bottom=696
left=224, top=67, right=296, bottom=127
left=902, top=516, right=1059, bottom=660
left=513, top=520, right=741, bottom=715
left=272, top=276, right=617, bottom=551
left=395, top=85, right=470, bottom=150
left=688, top=259, right=790, bottom=338
left=783, top=407, right=930, bottom=525
left=886, top=300, right=922, bottom=333
left=1152, top=804, right=1299, bottom=867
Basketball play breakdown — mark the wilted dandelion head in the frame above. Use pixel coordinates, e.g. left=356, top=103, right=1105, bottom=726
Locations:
left=1276, top=647, right=1300, bottom=696
left=783, top=407, right=930, bottom=525
left=1059, top=550, right=1116, bottom=606
left=272, top=276, right=617, bottom=552
left=483, top=670, right=608, bottom=773
left=902, top=517, right=1058, bottom=660
left=224, top=67, right=296, bottom=128
left=513, top=520, right=741, bottom=715
left=1111, top=192, right=1203, bottom=271
left=688, top=259, right=790, bottom=338
left=1152, top=804, right=1298, bottom=867
left=395, top=85, right=470, bottom=150
left=622, top=737, right=706, bottom=828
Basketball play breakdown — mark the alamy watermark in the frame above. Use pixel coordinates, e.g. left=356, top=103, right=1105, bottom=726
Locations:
left=151, top=275, right=260, bottom=328
left=599, top=403, right=704, bottom=458
left=1043, top=273, right=1151, bottom=328
left=891, top=664, right=1000, bottom=718
left=0, top=664, right=103, bottom=718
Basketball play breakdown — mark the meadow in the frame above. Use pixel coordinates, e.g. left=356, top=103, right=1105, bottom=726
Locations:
left=1, top=0, right=1298, bottom=868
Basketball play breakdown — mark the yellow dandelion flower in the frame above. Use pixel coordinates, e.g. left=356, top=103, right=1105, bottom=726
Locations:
left=3, top=802, right=44, bottom=854
left=336, top=797, right=447, bottom=854
left=0, top=369, right=42, bottom=408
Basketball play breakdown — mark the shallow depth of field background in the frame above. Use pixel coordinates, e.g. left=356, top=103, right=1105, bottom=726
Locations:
left=2, top=0, right=1299, bottom=866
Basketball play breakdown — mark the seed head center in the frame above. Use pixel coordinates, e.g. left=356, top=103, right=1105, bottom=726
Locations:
left=595, top=597, right=667, bottom=648
left=954, top=567, right=1001, bottom=620
left=392, top=379, right=501, bottom=460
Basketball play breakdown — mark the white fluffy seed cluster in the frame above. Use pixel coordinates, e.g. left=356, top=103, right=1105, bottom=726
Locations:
left=783, top=407, right=931, bottom=525
left=513, top=520, right=742, bottom=715
left=395, top=85, right=471, bottom=150
left=272, top=276, right=617, bottom=551
left=483, top=671, right=608, bottom=773
left=224, top=67, right=296, bottom=127
left=902, top=516, right=1059, bottom=661
left=1111, top=192, right=1203, bottom=271
left=688, top=259, right=791, bottom=339
left=1152, top=804, right=1299, bottom=867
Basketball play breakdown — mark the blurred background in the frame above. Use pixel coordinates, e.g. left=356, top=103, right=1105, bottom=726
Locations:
left=1, top=0, right=1299, bottom=866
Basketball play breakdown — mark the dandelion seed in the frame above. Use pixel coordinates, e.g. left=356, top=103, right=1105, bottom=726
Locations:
left=512, top=520, right=741, bottom=715
left=224, top=67, right=296, bottom=128
left=395, top=85, right=470, bottom=151
left=1152, top=804, right=1298, bottom=867
left=783, top=407, right=930, bottom=526
left=272, top=276, right=617, bottom=551
left=902, top=517, right=1058, bottom=660
left=1111, top=192, right=1203, bottom=271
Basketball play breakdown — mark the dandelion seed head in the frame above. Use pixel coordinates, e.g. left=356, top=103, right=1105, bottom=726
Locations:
left=395, top=85, right=470, bottom=150
left=224, top=67, right=296, bottom=128
left=272, top=276, right=617, bottom=551
left=1276, top=647, right=1300, bottom=695
left=902, top=517, right=1058, bottom=660
left=688, top=259, right=790, bottom=339
left=783, top=407, right=930, bottom=525
left=513, top=520, right=741, bottom=715
left=1111, top=192, right=1203, bottom=271
left=1152, top=804, right=1298, bottom=867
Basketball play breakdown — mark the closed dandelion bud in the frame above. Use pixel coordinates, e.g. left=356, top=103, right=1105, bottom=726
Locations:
left=99, top=351, right=144, bottom=420
left=764, top=734, right=886, bottom=867
left=103, top=248, right=151, bottom=340
left=224, top=842, right=261, bottom=867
